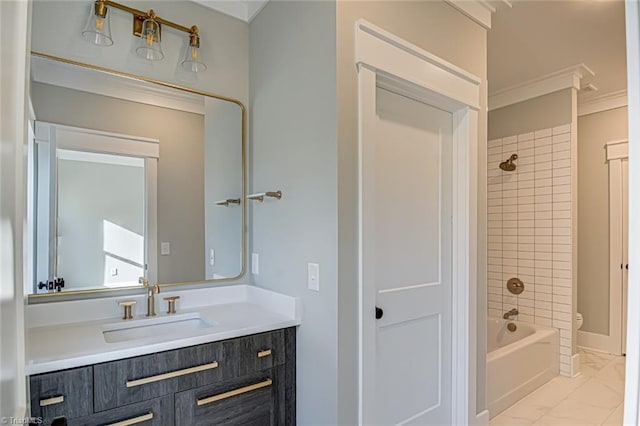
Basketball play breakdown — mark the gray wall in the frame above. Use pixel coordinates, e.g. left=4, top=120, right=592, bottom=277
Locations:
left=249, top=2, right=338, bottom=423
left=489, top=90, right=573, bottom=140
left=337, top=2, right=488, bottom=420
left=31, top=82, right=207, bottom=284
left=578, top=106, right=628, bottom=335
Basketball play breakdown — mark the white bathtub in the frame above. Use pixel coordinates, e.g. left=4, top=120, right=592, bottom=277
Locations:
left=487, top=318, right=559, bottom=418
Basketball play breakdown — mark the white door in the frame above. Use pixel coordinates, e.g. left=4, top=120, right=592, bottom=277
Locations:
left=362, top=87, right=453, bottom=425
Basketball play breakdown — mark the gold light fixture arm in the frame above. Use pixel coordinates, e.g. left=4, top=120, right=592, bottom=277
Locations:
left=101, top=0, right=196, bottom=36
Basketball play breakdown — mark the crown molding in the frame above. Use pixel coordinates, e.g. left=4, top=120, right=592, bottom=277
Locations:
left=578, top=90, right=628, bottom=117
left=488, top=64, right=595, bottom=111
left=191, top=0, right=269, bottom=22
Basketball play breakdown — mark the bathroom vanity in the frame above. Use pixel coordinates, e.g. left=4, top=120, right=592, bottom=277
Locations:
left=26, top=285, right=300, bottom=425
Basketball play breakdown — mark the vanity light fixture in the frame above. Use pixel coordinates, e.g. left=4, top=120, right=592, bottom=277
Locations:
left=82, top=0, right=207, bottom=72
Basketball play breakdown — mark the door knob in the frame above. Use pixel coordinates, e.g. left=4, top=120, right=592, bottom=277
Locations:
left=626, top=264, right=629, bottom=270
left=375, top=306, right=383, bottom=319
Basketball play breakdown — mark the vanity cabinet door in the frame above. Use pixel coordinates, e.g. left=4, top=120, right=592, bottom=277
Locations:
left=234, top=329, right=285, bottom=376
left=174, top=370, right=280, bottom=426
left=94, top=340, right=235, bottom=412
left=67, top=395, right=172, bottom=426
left=30, top=366, right=93, bottom=423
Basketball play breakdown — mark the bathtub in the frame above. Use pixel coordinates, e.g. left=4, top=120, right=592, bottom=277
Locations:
left=487, top=318, right=559, bottom=417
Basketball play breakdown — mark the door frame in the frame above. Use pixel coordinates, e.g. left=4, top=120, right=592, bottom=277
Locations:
left=577, top=140, right=628, bottom=355
left=355, top=20, right=481, bottom=425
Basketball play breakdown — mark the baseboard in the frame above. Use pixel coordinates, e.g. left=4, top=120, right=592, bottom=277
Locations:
left=571, top=353, right=581, bottom=377
left=475, top=409, right=490, bottom=425
left=577, top=330, right=618, bottom=354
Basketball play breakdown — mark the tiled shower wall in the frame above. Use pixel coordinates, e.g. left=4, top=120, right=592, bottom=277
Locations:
left=487, top=124, right=574, bottom=376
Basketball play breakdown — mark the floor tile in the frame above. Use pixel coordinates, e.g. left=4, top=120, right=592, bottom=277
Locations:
left=601, top=403, right=624, bottom=426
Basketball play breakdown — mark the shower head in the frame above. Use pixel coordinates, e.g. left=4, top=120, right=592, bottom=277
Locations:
left=499, top=154, right=518, bottom=172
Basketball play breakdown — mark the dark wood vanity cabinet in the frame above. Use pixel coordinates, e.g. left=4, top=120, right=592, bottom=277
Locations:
left=29, top=328, right=296, bottom=425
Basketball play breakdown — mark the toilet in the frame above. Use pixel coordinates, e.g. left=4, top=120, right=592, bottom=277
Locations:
left=576, top=312, right=584, bottom=330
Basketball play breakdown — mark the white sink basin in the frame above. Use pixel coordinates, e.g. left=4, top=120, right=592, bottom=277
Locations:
left=102, top=312, right=216, bottom=343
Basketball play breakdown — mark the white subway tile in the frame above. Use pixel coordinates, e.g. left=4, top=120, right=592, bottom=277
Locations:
left=489, top=300, right=503, bottom=310
left=554, top=227, right=571, bottom=236
left=536, top=211, right=553, bottom=220
left=535, top=300, right=552, bottom=311
left=519, top=228, right=535, bottom=236
left=488, top=146, right=502, bottom=156
left=553, top=209, right=570, bottom=219
left=535, top=161, right=553, bottom=172
left=535, top=203, right=553, bottom=212
left=503, top=205, right=518, bottom=213
left=487, top=242, right=502, bottom=251
left=535, top=144, right=553, bottom=155
left=559, top=345, right=572, bottom=356
left=535, top=227, right=552, bottom=236
left=536, top=284, right=553, bottom=294
left=487, top=235, right=502, bottom=243
left=519, top=204, right=535, bottom=212
left=489, top=308, right=502, bottom=318
left=535, top=195, right=553, bottom=204
left=554, top=294, right=571, bottom=305
left=553, top=159, right=571, bottom=169
left=535, top=275, right=553, bottom=285
left=553, top=261, right=572, bottom=270
left=553, top=124, right=571, bottom=135
left=488, top=227, right=502, bottom=236
left=519, top=235, right=534, bottom=244
left=553, top=269, right=572, bottom=279
left=488, top=271, right=502, bottom=280
left=500, top=180, right=515, bottom=190
left=519, top=259, right=534, bottom=268
left=535, top=169, right=553, bottom=180
left=553, top=202, right=571, bottom=211
left=503, top=143, right=518, bottom=154
left=518, top=132, right=534, bottom=142
left=488, top=138, right=502, bottom=148
left=554, top=277, right=572, bottom=287
left=503, top=197, right=518, bottom=206
left=535, top=178, right=553, bottom=187
left=488, top=293, right=502, bottom=303
left=536, top=317, right=553, bottom=326
left=553, top=252, right=571, bottom=262
left=488, top=279, right=502, bottom=287
left=503, top=250, right=517, bottom=259
left=536, top=292, right=552, bottom=302
left=488, top=176, right=502, bottom=186
left=503, top=135, right=517, bottom=145
left=518, top=139, right=535, bottom=150
left=536, top=153, right=553, bottom=163
left=554, top=218, right=572, bottom=228
left=553, top=141, right=571, bottom=152
left=519, top=212, right=534, bottom=221
left=536, top=308, right=552, bottom=318
left=520, top=147, right=535, bottom=158
left=503, top=235, right=518, bottom=243
left=560, top=329, right=572, bottom=341
left=503, top=220, right=518, bottom=228
left=554, top=150, right=571, bottom=161
left=518, top=266, right=535, bottom=276
left=535, top=219, right=553, bottom=228
left=504, top=295, right=518, bottom=305
left=488, top=153, right=504, bottom=164
left=535, top=235, right=552, bottom=245
left=518, top=179, right=535, bottom=189
left=519, top=220, right=535, bottom=228
left=536, top=268, right=553, bottom=278
left=554, top=184, right=571, bottom=194
left=519, top=164, right=535, bottom=174
left=518, top=188, right=534, bottom=197
left=553, top=193, right=571, bottom=203
left=519, top=306, right=535, bottom=315
left=534, top=252, right=553, bottom=262
left=503, top=189, right=518, bottom=198
left=553, top=244, right=571, bottom=253
left=553, top=303, right=571, bottom=314
left=553, top=167, right=571, bottom=177
left=534, top=127, right=553, bottom=138
left=519, top=298, right=535, bottom=308
left=535, top=260, right=553, bottom=269
left=535, top=186, right=553, bottom=195
left=519, top=314, right=535, bottom=324
left=488, top=264, right=502, bottom=273
left=553, top=319, right=572, bottom=330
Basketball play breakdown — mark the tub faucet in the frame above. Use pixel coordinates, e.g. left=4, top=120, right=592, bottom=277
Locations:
left=503, top=308, right=518, bottom=319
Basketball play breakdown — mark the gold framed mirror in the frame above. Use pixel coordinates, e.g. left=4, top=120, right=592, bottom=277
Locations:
left=28, top=52, right=246, bottom=301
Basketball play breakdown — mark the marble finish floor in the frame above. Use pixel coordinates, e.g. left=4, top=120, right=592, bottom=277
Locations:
left=490, top=349, right=625, bottom=425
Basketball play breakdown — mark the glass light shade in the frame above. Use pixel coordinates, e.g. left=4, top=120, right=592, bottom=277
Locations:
left=181, top=44, right=207, bottom=73
left=82, top=1, right=113, bottom=46
left=135, top=18, right=164, bottom=61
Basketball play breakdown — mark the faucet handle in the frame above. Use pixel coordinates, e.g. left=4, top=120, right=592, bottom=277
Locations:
left=163, top=296, right=180, bottom=314
left=139, top=276, right=149, bottom=287
left=119, top=300, right=137, bottom=320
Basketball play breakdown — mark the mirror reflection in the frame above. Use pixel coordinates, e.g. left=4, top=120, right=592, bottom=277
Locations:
left=29, top=54, right=245, bottom=296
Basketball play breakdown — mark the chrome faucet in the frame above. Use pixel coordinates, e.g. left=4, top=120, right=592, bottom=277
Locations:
left=503, top=308, right=519, bottom=319
left=139, top=277, right=160, bottom=317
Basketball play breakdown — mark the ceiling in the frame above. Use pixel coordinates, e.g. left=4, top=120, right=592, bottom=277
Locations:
left=488, top=0, right=627, bottom=102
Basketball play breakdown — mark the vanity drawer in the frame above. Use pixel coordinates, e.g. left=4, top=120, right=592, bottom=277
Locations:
left=234, top=329, right=285, bottom=376
left=94, top=340, right=235, bottom=412
left=174, top=371, right=278, bottom=426
left=68, top=396, right=172, bottom=426
left=30, top=366, right=93, bottom=423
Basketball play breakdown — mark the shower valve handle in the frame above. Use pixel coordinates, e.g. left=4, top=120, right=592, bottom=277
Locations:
left=375, top=306, right=383, bottom=319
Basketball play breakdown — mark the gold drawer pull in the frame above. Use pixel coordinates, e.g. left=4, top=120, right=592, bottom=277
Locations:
left=257, top=349, right=272, bottom=358
left=196, top=378, right=273, bottom=406
left=107, top=412, right=153, bottom=426
left=126, top=361, right=218, bottom=388
left=39, top=395, right=64, bottom=407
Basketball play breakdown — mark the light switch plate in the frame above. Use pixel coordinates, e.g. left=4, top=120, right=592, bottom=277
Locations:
left=308, top=263, right=319, bottom=291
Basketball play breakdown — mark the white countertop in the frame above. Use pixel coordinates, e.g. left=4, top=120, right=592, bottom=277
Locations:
left=26, top=284, right=301, bottom=375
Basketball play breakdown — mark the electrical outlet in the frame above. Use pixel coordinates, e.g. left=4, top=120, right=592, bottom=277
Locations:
left=161, top=242, right=171, bottom=255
